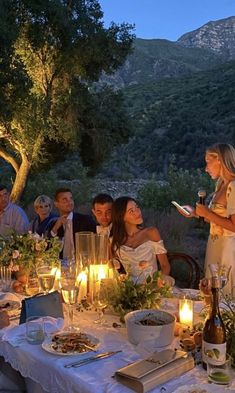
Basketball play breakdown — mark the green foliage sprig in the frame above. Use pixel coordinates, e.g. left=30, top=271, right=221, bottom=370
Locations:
left=221, top=295, right=235, bottom=367
left=108, top=271, right=173, bottom=322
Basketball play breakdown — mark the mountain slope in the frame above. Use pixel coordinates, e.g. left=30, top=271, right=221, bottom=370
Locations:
left=178, top=16, right=235, bottom=59
left=101, top=61, right=235, bottom=177
left=101, top=38, right=224, bottom=88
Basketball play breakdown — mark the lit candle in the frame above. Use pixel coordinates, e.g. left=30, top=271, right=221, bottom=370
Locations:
left=77, top=271, right=87, bottom=301
left=179, top=298, right=193, bottom=328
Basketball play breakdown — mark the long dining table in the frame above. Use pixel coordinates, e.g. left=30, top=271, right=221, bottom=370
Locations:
left=0, top=294, right=235, bottom=393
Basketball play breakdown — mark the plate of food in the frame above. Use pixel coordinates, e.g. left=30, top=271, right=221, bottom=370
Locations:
left=0, top=300, right=21, bottom=317
left=172, top=383, right=232, bottom=393
left=42, top=331, right=100, bottom=356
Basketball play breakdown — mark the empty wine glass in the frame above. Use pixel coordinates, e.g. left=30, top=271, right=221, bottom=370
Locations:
left=37, top=265, right=56, bottom=295
left=0, top=266, right=12, bottom=292
left=209, top=263, right=231, bottom=289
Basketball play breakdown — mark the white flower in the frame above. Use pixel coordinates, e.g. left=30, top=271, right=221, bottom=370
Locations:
left=12, top=250, right=20, bottom=259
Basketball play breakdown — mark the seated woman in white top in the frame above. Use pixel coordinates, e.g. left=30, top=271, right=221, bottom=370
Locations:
left=111, top=196, right=170, bottom=283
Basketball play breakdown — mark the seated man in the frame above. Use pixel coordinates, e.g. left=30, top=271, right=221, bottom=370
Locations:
left=50, top=188, right=96, bottom=260
left=0, top=184, right=29, bottom=238
left=92, top=193, right=113, bottom=236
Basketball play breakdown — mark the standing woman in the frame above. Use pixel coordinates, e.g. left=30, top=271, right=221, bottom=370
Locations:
left=178, top=143, right=235, bottom=296
left=111, top=196, right=170, bottom=283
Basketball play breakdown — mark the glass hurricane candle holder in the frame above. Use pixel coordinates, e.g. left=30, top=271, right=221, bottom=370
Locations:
left=179, top=298, right=193, bottom=329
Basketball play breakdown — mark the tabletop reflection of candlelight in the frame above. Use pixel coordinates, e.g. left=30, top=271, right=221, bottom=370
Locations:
left=179, top=298, right=193, bottom=328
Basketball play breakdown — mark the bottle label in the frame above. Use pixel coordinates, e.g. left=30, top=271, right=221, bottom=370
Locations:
left=202, top=340, right=226, bottom=365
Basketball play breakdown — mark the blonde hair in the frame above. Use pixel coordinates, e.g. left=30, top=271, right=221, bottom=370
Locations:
left=34, top=195, right=52, bottom=209
left=206, top=143, right=235, bottom=179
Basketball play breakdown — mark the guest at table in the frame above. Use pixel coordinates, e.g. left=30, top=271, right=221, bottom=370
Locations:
left=30, top=195, right=58, bottom=236
left=111, top=196, right=170, bottom=283
left=0, top=184, right=29, bottom=238
left=92, top=193, right=113, bottom=236
left=175, top=143, right=235, bottom=296
left=50, top=188, right=96, bottom=260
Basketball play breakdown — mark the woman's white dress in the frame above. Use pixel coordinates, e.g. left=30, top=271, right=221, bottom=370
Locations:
left=205, top=180, right=235, bottom=296
left=115, top=240, right=167, bottom=283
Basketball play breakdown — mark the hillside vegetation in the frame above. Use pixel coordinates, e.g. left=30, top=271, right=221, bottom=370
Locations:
left=101, top=60, right=235, bottom=177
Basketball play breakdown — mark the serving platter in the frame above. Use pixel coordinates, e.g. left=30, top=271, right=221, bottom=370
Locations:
left=0, top=300, right=21, bottom=316
left=42, top=332, right=100, bottom=356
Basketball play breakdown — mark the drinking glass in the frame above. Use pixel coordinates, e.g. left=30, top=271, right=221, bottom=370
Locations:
left=37, top=265, right=56, bottom=295
left=0, top=266, right=12, bottom=291
left=93, top=281, right=108, bottom=324
left=61, top=260, right=83, bottom=331
left=26, top=316, right=45, bottom=345
left=207, top=355, right=232, bottom=385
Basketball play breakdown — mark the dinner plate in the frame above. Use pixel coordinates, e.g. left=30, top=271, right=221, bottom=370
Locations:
left=172, top=383, right=234, bottom=393
left=0, top=300, right=21, bottom=316
left=42, top=332, right=100, bottom=356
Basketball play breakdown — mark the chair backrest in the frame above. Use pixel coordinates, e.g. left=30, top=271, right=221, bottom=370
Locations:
left=167, top=252, right=201, bottom=289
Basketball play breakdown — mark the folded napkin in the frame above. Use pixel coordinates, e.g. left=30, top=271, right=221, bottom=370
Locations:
left=1, top=316, right=64, bottom=347
left=0, top=291, right=22, bottom=304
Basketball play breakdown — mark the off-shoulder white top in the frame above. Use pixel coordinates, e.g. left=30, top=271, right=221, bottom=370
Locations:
left=115, top=240, right=167, bottom=283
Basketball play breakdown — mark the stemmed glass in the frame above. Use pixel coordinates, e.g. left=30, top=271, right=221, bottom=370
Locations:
left=37, top=265, right=56, bottom=295
left=209, top=263, right=231, bottom=289
left=93, top=281, right=108, bottom=324
left=61, top=260, right=83, bottom=331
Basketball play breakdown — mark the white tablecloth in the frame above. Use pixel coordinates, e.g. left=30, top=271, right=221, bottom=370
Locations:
left=0, top=303, right=235, bottom=393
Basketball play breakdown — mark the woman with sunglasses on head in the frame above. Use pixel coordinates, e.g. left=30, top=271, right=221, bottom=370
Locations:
left=30, top=195, right=58, bottom=237
left=111, top=196, right=170, bottom=283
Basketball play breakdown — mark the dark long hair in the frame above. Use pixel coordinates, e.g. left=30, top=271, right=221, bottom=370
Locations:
left=111, top=196, right=137, bottom=257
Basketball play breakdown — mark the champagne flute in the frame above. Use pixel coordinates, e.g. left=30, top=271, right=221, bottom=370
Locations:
left=61, top=260, right=83, bottom=331
left=37, top=265, right=56, bottom=295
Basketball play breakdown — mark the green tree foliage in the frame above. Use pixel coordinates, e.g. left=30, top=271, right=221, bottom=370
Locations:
left=138, top=165, right=214, bottom=212
left=0, top=0, right=134, bottom=201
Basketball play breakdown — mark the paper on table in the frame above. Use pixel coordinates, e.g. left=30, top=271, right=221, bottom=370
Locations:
left=1, top=316, right=64, bottom=347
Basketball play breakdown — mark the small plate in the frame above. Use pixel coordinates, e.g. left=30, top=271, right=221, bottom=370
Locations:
left=42, top=332, right=100, bottom=356
left=173, top=383, right=232, bottom=393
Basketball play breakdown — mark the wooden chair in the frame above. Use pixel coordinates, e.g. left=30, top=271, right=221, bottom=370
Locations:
left=167, top=252, right=201, bottom=289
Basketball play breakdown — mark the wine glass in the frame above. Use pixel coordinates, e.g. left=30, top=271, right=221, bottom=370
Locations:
left=37, top=265, right=56, bottom=295
left=209, top=263, right=231, bottom=289
left=93, top=281, right=108, bottom=324
left=61, top=261, right=83, bottom=331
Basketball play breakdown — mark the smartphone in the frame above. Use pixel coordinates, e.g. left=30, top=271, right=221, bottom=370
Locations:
left=171, top=201, right=191, bottom=216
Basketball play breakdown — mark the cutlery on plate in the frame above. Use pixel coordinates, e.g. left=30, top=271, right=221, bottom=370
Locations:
left=64, top=350, right=122, bottom=368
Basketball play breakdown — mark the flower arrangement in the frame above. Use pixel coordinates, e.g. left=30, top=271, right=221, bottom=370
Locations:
left=0, top=232, right=62, bottom=272
left=107, top=271, right=173, bottom=322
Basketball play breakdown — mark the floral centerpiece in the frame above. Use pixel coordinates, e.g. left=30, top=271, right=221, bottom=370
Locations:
left=107, top=271, right=173, bottom=322
left=0, top=232, right=62, bottom=273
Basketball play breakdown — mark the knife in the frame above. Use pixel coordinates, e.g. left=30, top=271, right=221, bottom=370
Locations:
left=64, top=350, right=122, bottom=368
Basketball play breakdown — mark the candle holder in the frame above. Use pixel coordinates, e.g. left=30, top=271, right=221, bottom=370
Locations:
left=179, top=297, right=193, bottom=329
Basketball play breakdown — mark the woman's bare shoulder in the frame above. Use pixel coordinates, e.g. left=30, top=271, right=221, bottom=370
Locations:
left=145, top=226, right=161, bottom=241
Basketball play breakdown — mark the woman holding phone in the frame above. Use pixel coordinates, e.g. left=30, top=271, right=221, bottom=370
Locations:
left=111, top=196, right=170, bottom=283
left=176, top=143, right=235, bottom=296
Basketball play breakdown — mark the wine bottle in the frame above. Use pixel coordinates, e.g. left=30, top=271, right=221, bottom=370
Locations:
left=202, top=276, right=226, bottom=370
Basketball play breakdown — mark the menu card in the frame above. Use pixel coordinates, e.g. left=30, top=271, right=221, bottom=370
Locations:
left=115, top=350, right=194, bottom=393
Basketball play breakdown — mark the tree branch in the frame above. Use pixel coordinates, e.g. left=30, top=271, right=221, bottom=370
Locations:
left=0, top=147, right=20, bottom=173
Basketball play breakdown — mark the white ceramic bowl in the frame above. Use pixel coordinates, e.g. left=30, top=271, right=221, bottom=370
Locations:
left=124, top=309, right=176, bottom=347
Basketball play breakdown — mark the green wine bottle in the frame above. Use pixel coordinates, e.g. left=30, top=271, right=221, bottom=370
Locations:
left=202, top=275, right=226, bottom=370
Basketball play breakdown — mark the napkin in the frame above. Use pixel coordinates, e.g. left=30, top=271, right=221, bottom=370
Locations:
left=1, top=316, right=64, bottom=347
left=0, top=291, right=22, bottom=304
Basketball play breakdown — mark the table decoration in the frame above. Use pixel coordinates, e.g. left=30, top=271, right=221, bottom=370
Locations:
left=107, top=271, right=173, bottom=322
left=221, top=295, right=235, bottom=368
left=0, top=232, right=61, bottom=293
left=179, top=298, right=193, bottom=328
